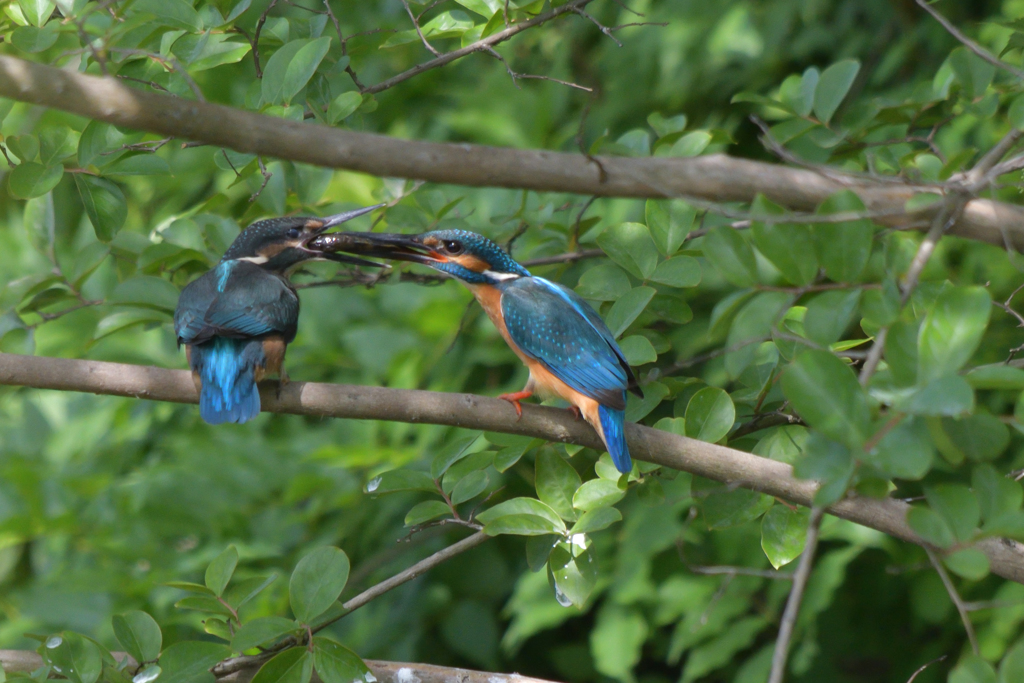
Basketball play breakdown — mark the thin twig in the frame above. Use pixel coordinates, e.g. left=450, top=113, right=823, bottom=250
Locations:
left=572, top=6, right=623, bottom=46
left=767, top=506, right=824, bottom=683
left=688, top=565, right=794, bottom=580
left=249, top=156, right=272, bottom=202
left=251, top=0, right=280, bottom=79
left=915, top=0, right=1024, bottom=81
left=401, top=0, right=442, bottom=56
left=925, top=547, right=979, bottom=655
left=906, top=656, right=947, bottom=683
left=211, top=532, right=489, bottom=676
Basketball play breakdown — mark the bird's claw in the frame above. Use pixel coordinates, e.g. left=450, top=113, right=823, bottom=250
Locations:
left=498, top=390, right=533, bottom=421
left=567, top=405, right=582, bottom=421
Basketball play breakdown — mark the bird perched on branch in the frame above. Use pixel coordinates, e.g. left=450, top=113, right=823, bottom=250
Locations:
left=311, top=229, right=642, bottom=473
left=174, top=205, right=383, bottom=424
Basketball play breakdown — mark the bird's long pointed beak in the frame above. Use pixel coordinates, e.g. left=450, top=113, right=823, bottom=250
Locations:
left=307, top=232, right=445, bottom=265
left=320, top=203, right=387, bottom=228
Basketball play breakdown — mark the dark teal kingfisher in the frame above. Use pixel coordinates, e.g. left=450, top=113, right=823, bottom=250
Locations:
left=174, top=205, right=383, bottom=424
left=310, top=229, right=643, bottom=473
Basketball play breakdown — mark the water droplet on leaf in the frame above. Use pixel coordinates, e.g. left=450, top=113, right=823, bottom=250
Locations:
left=365, top=477, right=382, bottom=493
left=46, top=636, right=63, bottom=649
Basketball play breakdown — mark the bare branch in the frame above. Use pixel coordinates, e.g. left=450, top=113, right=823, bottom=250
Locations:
left=2, top=353, right=1024, bottom=583
left=926, top=547, right=980, bottom=655
left=251, top=0, right=279, bottom=78
left=906, top=656, right=947, bottom=683
left=1, top=55, right=1023, bottom=248
left=768, top=506, right=825, bottom=683
left=401, top=0, right=442, bottom=56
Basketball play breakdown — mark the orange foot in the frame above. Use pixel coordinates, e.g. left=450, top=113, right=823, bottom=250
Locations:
left=498, top=390, right=534, bottom=420
left=567, top=405, right=582, bottom=421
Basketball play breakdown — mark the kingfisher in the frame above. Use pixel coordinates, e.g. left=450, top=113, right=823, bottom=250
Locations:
left=174, top=205, right=383, bottom=424
left=311, top=229, right=642, bottom=473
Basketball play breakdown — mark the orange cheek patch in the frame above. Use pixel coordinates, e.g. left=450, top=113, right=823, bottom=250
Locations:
left=453, top=254, right=489, bottom=272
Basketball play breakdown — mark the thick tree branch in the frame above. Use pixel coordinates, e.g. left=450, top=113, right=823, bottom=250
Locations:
left=2, top=353, right=1024, bottom=583
left=0, top=56, right=1021, bottom=247
left=0, top=651, right=564, bottom=683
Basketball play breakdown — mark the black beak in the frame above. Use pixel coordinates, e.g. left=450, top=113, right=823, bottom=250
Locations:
left=307, top=232, right=444, bottom=266
left=301, top=203, right=388, bottom=267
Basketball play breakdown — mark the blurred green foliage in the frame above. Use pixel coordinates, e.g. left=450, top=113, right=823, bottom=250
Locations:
left=6, top=1, right=1024, bottom=682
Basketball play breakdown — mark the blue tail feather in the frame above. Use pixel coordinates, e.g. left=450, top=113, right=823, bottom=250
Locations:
left=191, top=338, right=265, bottom=424
left=598, top=404, right=631, bottom=474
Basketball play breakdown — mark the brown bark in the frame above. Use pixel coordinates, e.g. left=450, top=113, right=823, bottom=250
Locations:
left=0, top=56, right=1020, bottom=247
left=0, top=352, right=1022, bottom=583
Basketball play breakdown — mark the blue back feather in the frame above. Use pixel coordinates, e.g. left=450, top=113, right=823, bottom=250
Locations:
left=598, top=404, right=631, bottom=473
left=500, top=277, right=634, bottom=409
left=191, top=337, right=265, bottom=424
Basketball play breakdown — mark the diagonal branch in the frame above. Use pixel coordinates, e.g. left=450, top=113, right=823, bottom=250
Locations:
left=1, top=352, right=1024, bottom=585
left=915, top=0, right=1024, bottom=81
left=0, top=55, right=1022, bottom=248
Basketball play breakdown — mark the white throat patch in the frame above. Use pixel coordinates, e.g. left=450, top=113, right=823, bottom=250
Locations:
left=236, top=255, right=269, bottom=264
left=483, top=270, right=520, bottom=281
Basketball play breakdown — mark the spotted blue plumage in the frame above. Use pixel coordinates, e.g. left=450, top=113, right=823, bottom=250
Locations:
left=174, top=260, right=299, bottom=424
left=500, top=277, right=638, bottom=472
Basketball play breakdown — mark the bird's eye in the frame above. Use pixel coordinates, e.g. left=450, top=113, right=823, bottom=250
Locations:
left=287, top=227, right=302, bottom=239
left=443, top=240, right=464, bottom=254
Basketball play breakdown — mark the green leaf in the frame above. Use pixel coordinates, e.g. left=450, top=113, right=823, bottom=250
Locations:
left=725, top=291, right=790, bottom=377
left=94, top=309, right=172, bottom=340
left=591, top=605, right=647, bottom=679
left=133, top=0, right=203, bottom=31
left=619, top=335, right=657, bottom=365
left=950, top=654, right=997, bottom=683
left=483, top=514, right=563, bottom=536
left=999, top=641, right=1024, bottom=683
left=366, top=469, right=437, bottom=494
left=262, top=37, right=332, bottom=105
left=450, top=469, right=488, bottom=505
left=312, top=638, right=372, bottom=683
left=648, top=112, right=687, bottom=137
left=702, top=226, right=758, bottom=287
left=251, top=648, right=312, bottom=683
left=864, top=416, right=933, bottom=480
left=813, top=59, right=860, bottom=123
left=942, top=413, right=1009, bottom=462
left=9, top=163, right=62, bottom=199
left=289, top=546, right=350, bottom=624
left=625, top=380, right=669, bottom=422
left=226, top=574, right=278, bottom=611
left=925, top=484, right=979, bottom=543
left=184, top=35, right=252, bottom=72
left=750, top=195, right=818, bottom=286
left=604, top=286, right=655, bottom=338
left=569, top=507, right=622, bottom=535
left=793, top=433, right=855, bottom=506
left=973, top=465, right=1023, bottom=523
left=572, top=479, right=625, bottom=512
left=950, top=47, right=996, bottom=100
left=666, top=131, right=711, bottom=157
left=74, top=175, right=126, bottom=242
left=174, top=595, right=235, bottom=617
left=917, top=286, right=991, bottom=385
left=596, top=222, right=659, bottom=279
left=487, top=433, right=539, bottom=473
left=899, top=375, right=975, bottom=417
left=701, top=486, right=774, bottom=529
left=404, top=500, right=451, bottom=526
left=966, top=365, right=1024, bottom=390
left=381, top=11, right=475, bottom=48
left=205, top=545, right=238, bottom=597
left=154, top=642, right=231, bottom=683
left=575, top=264, right=631, bottom=301
left=781, top=349, right=870, bottom=447
left=109, top=276, right=180, bottom=312
left=7, top=134, right=39, bottom=163
left=649, top=256, right=701, bottom=288
left=477, top=497, right=565, bottom=531
left=105, top=154, right=172, bottom=176
left=536, top=450, right=582, bottom=521
left=327, top=92, right=363, bottom=124
left=42, top=633, right=102, bottom=683
left=814, top=190, right=873, bottom=283
left=548, top=544, right=597, bottom=608
left=430, top=434, right=481, bottom=479
left=684, top=387, right=735, bottom=443
left=943, top=548, right=990, bottom=581
left=112, top=611, right=162, bottom=664
left=164, top=581, right=215, bottom=595
left=17, top=0, right=54, bottom=27
left=907, top=506, right=955, bottom=549
left=803, top=289, right=861, bottom=346
left=231, top=617, right=298, bottom=653
left=761, top=504, right=809, bottom=569
left=453, top=0, right=501, bottom=17
left=11, top=24, right=58, bottom=52
left=645, top=199, right=695, bottom=255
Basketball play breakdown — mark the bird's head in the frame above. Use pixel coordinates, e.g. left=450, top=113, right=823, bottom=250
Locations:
left=223, top=204, right=385, bottom=271
left=309, top=229, right=531, bottom=285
